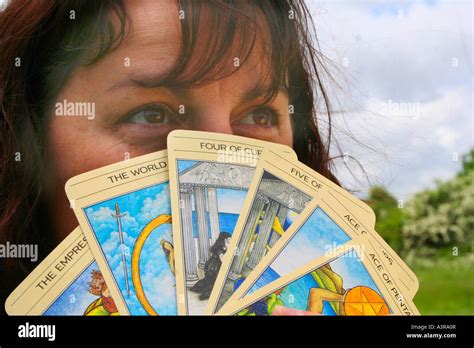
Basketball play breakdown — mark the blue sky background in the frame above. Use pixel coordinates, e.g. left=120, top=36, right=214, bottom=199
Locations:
left=44, top=262, right=101, bottom=316
left=307, top=0, right=472, bottom=199
left=177, top=160, right=198, bottom=173
left=215, top=189, right=248, bottom=214
left=247, top=207, right=352, bottom=294
left=331, top=251, right=382, bottom=296
left=84, top=183, right=177, bottom=315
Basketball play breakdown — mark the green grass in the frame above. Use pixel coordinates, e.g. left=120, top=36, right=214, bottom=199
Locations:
left=411, top=256, right=474, bottom=315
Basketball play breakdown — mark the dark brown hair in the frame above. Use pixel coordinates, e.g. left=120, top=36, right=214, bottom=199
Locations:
left=0, top=0, right=338, bottom=311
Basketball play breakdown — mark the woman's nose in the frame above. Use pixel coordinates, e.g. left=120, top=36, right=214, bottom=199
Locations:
left=191, top=112, right=234, bottom=135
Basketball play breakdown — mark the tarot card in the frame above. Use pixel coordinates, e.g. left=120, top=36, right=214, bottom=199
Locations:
left=5, top=227, right=119, bottom=315
left=65, top=150, right=176, bottom=315
left=206, top=148, right=377, bottom=314
left=167, top=130, right=298, bottom=315
left=219, top=194, right=418, bottom=314
left=220, top=242, right=419, bottom=316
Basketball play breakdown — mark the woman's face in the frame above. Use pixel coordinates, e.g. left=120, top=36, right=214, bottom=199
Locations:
left=46, top=0, right=293, bottom=239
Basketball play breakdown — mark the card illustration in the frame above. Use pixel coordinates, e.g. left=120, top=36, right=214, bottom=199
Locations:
left=65, top=150, right=178, bottom=315
left=234, top=251, right=391, bottom=316
left=83, top=183, right=176, bottom=315
left=5, top=227, right=120, bottom=316
left=210, top=170, right=312, bottom=312
left=221, top=190, right=420, bottom=313
left=167, top=130, right=299, bottom=315
left=216, top=148, right=417, bottom=313
left=176, top=160, right=252, bottom=314
left=44, top=263, right=119, bottom=316
left=245, top=206, right=352, bottom=296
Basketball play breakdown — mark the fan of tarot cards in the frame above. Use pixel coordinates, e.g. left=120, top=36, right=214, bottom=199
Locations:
left=6, top=130, right=419, bottom=316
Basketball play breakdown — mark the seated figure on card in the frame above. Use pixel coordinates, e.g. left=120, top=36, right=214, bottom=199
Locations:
left=190, top=232, right=232, bottom=300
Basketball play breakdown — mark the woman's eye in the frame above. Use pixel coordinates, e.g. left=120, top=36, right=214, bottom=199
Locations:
left=125, top=105, right=173, bottom=125
left=238, top=108, right=278, bottom=127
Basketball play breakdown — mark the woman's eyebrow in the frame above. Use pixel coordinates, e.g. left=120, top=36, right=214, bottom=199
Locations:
left=107, top=72, right=288, bottom=101
left=107, top=72, right=169, bottom=92
left=239, top=84, right=288, bottom=104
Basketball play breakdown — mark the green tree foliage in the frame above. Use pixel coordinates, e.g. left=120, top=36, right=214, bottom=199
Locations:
left=459, top=149, right=474, bottom=177
left=368, top=185, right=403, bottom=252
left=402, top=149, right=474, bottom=258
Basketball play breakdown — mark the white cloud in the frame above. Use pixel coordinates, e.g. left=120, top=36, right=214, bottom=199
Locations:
left=86, top=206, right=138, bottom=229
left=305, top=0, right=473, bottom=199
left=140, top=186, right=171, bottom=222
left=333, top=86, right=472, bottom=198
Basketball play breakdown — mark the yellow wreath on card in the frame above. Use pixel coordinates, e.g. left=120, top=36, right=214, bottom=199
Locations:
left=131, top=214, right=172, bottom=316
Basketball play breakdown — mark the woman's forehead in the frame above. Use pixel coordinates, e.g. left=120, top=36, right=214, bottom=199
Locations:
left=119, top=0, right=182, bottom=68
left=103, top=0, right=274, bottom=89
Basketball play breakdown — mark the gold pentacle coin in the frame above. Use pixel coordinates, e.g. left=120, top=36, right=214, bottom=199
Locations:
left=343, top=286, right=389, bottom=316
